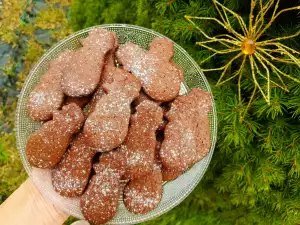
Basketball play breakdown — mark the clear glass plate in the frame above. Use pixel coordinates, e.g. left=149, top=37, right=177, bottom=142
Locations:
left=15, top=24, right=217, bottom=224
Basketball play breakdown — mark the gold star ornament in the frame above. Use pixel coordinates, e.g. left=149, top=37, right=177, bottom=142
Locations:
left=185, top=0, right=300, bottom=115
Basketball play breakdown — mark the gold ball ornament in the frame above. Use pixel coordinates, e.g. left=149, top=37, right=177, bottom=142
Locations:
left=241, top=38, right=256, bottom=55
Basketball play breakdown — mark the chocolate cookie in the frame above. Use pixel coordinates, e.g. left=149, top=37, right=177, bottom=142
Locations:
left=80, top=168, right=120, bottom=225
left=161, top=167, right=182, bottom=182
left=64, top=96, right=92, bottom=109
left=155, top=131, right=178, bottom=182
left=87, top=34, right=120, bottom=115
left=80, top=28, right=116, bottom=55
left=123, top=100, right=163, bottom=180
left=148, top=37, right=174, bottom=61
left=61, top=28, right=116, bottom=97
left=88, top=66, right=124, bottom=115
left=86, top=32, right=119, bottom=112
left=98, top=147, right=127, bottom=179
left=133, top=90, right=156, bottom=107
left=27, top=51, right=71, bottom=121
left=26, top=103, right=84, bottom=168
left=160, top=88, right=212, bottom=174
left=170, top=61, right=184, bottom=81
left=83, top=67, right=141, bottom=151
left=116, top=37, right=183, bottom=102
left=80, top=146, right=127, bottom=224
left=105, top=32, right=119, bottom=66
left=52, top=134, right=95, bottom=197
left=123, top=165, right=163, bottom=214
left=87, top=87, right=106, bottom=116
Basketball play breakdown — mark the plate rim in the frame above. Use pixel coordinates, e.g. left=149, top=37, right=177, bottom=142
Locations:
left=15, top=24, right=218, bottom=224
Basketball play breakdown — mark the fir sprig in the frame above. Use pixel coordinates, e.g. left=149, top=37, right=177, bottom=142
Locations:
left=185, top=0, right=300, bottom=119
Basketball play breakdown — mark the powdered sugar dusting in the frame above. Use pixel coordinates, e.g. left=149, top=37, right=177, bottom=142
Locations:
left=25, top=28, right=213, bottom=224
left=61, top=28, right=116, bottom=97
left=52, top=135, right=95, bottom=197
left=123, top=167, right=163, bottom=214
left=80, top=171, right=120, bottom=224
left=160, top=88, right=212, bottom=174
left=83, top=67, right=141, bottom=151
left=116, top=39, right=182, bottom=102
left=123, top=100, right=163, bottom=180
left=26, top=103, right=84, bottom=169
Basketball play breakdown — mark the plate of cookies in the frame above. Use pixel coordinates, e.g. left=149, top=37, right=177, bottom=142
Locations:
left=15, top=24, right=217, bottom=225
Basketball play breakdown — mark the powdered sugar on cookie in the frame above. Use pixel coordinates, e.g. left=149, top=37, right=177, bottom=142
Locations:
left=117, top=37, right=183, bottom=102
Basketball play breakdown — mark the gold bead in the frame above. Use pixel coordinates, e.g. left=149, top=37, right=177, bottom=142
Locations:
left=241, top=38, right=256, bottom=55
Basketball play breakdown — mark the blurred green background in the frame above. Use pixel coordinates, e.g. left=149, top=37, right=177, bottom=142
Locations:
left=1, top=0, right=300, bottom=224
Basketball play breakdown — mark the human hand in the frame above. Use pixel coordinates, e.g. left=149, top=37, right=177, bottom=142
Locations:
left=0, top=178, right=69, bottom=225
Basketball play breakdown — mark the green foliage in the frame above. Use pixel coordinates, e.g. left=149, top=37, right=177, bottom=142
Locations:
left=1, top=0, right=299, bottom=224
left=70, top=0, right=157, bottom=31
left=46, top=0, right=72, bottom=6
left=0, top=0, right=71, bottom=210
left=0, top=133, right=27, bottom=203
left=70, top=0, right=300, bottom=224
left=22, top=38, right=45, bottom=76
left=64, top=216, right=78, bottom=225
left=36, top=6, right=68, bottom=30
left=0, top=0, right=27, bottom=45
left=35, top=2, right=73, bottom=41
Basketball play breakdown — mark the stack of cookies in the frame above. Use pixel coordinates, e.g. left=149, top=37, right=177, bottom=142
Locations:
left=25, top=28, right=212, bottom=225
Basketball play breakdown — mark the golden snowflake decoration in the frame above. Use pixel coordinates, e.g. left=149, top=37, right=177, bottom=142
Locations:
left=185, top=0, right=300, bottom=116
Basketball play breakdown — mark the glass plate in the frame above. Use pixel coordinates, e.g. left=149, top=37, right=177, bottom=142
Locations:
left=15, top=24, right=217, bottom=224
